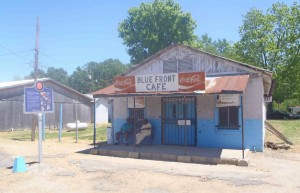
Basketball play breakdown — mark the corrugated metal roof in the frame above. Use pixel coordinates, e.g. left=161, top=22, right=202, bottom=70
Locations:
left=0, top=78, right=92, bottom=100
left=92, top=75, right=249, bottom=97
left=0, top=78, right=49, bottom=89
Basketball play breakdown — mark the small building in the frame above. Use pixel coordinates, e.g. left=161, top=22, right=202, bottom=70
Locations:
left=93, top=44, right=273, bottom=151
left=0, top=78, right=92, bottom=131
left=86, top=93, right=112, bottom=124
left=289, top=106, right=300, bottom=115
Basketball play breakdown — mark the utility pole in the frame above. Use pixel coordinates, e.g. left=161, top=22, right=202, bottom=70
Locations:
left=34, top=16, right=40, bottom=80
left=31, top=16, right=40, bottom=141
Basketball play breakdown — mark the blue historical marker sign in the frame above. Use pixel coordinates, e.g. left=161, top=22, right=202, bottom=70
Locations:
left=24, top=81, right=54, bottom=114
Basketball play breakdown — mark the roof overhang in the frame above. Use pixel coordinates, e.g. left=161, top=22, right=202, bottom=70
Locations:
left=93, top=75, right=249, bottom=98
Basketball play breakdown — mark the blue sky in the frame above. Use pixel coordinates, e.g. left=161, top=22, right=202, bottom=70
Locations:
left=0, top=0, right=296, bottom=82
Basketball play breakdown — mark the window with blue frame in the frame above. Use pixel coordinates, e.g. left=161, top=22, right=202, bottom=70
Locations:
left=218, top=106, right=239, bottom=129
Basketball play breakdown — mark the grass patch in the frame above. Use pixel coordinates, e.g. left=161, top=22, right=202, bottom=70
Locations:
left=0, top=124, right=108, bottom=142
left=267, top=120, right=300, bottom=145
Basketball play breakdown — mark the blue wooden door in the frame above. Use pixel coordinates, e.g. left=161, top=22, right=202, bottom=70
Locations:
left=162, top=97, right=196, bottom=146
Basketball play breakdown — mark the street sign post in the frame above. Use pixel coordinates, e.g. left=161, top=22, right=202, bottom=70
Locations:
left=24, top=81, right=54, bottom=114
left=24, top=81, right=54, bottom=163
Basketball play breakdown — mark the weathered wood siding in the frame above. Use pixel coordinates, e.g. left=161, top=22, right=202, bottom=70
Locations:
left=128, top=46, right=248, bottom=76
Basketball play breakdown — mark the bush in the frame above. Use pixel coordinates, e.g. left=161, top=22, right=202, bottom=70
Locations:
left=273, top=99, right=300, bottom=112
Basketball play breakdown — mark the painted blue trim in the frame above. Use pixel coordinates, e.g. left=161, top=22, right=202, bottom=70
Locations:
left=59, top=103, right=62, bottom=142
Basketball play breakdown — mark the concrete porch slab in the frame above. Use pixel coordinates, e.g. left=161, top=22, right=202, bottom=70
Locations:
left=91, top=144, right=249, bottom=166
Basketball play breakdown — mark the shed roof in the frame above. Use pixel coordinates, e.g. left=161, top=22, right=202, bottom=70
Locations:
left=0, top=78, right=92, bottom=100
left=92, top=75, right=249, bottom=97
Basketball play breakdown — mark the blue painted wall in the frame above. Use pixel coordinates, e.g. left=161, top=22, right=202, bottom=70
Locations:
left=197, top=119, right=263, bottom=151
left=149, top=119, right=162, bottom=145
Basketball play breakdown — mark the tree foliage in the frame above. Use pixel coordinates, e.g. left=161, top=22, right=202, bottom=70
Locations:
left=195, top=34, right=239, bottom=60
left=26, top=69, right=47, bottom=79
left=26, top=59, right=128, bottom=94
left=68, top=66, right=91, bottom=94
left=46, top=67, right=69, bottom=85
left=26, top=67, right=69, bottom=85
left=236, top=2, right=300, bottom=102
left=68, top=59, right=128, bottom=93
left=85, top=59, right=129, bottom=92
left=118, top=0, right=197, bottom=64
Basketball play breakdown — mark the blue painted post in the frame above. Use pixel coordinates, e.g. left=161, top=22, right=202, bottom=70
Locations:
left=38, top=113, right=43, bottom=163
left=93, top=98, right=96, bottom=148
left=241, top=95, right=245, bottom=159
left=42, top=113, right=45, bottom=140
left=59, top=103, right=63, bottom=142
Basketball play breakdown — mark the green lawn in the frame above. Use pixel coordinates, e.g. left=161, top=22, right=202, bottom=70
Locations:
left=0, top=124, right=108, bottom=142
left=267, top=120, right=300, bottom=145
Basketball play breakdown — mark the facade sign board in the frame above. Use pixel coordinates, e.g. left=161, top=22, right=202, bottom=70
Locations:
left=114, top=72, right=205, bottom=93
left=136, top=73, right=178, bottom=92
left=216, top=94, right=240, bottom=107
left=264, top=96, right=272, bottom=103
left=178, top=120, right=191, bottom=126
left=24, top=81, right=54, bottom=114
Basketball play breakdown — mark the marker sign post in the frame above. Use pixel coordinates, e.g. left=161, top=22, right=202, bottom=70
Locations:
left=24, top=81, right=54, bottom=163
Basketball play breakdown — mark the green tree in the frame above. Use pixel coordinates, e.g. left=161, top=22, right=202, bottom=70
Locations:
left=68, top=59, right=128, bottom=93
left=25, top=69, right=47, bottom=79
left=46, top=67, right=69, bottom=85
left=26, top=67, right=69, bottom=85
left=236, top=2, right=300, bottom=102
left=86, top=59, right=129, bottom=92
left=68, top=66, right=91, bottom=94
left=196, top=34, right=238, bottom=59
left=118, top=0, right=197, bottom=64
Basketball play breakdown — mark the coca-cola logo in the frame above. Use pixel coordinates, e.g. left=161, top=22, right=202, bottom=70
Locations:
left=115, top=78, right=133, bottom=86
left=179, top=75, right=201, bottom=83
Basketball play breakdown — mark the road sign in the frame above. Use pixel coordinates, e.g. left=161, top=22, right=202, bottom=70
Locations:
left=24, top=81, right=54, bottom=114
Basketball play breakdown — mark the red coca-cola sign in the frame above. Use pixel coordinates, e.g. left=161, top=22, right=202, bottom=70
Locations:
left=114, top=76, right=136, bottom=93
left=178, top=72, right=205, bottom=91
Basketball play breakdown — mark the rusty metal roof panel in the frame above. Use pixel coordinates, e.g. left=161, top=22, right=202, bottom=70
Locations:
left=205, top=75, right=249, bottom=94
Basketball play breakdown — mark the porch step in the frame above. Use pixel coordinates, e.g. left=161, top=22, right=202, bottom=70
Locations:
left=90, top=148, right=248, bottom=166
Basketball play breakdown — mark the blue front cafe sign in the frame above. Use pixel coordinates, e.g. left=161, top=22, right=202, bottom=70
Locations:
left=24, top=81, right=54, bottom=114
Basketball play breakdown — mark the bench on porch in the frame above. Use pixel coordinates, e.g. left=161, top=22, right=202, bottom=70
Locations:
left=121, top=127, right=154, bottom=145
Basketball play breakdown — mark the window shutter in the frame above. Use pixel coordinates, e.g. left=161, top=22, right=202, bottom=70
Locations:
left=163, top=59, right=177, bottom=73
left=178, top=57, right=193, bottom=72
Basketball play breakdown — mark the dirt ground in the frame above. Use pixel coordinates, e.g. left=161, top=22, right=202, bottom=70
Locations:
left=0, top=137, right=300, bottom=193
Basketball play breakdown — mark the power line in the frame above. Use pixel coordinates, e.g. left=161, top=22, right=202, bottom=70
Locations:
left=0, top=49, right=33, bottom=57
left=0, top=44, right=34, bottom=61
left=39, top=50, right=72, bottom=69
left=0, top=44, right=34, bottom=68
